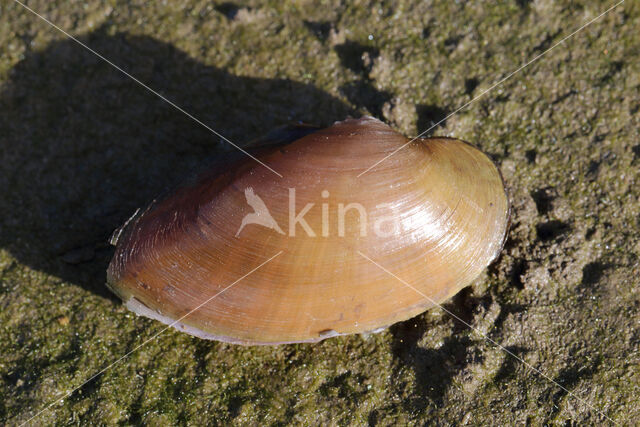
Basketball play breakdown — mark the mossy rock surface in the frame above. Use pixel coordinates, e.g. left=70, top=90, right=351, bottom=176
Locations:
left=1, top=0, right=639, bottom=425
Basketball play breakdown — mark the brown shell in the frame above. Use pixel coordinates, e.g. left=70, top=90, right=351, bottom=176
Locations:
left=107, top=117, right=509, bottom=345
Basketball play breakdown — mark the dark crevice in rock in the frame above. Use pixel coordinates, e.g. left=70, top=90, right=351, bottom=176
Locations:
left=334, top=41, right=391, bottom=116
left=334, top=41, right=379, bottom=75
left=416, top=104, right=450, bottom=136
left=531, top=188, right=555, bottom=215
left=303, top=20, right=332, bottom=41
left=525, top=149, right=537, bottom=163
left=443, top=35, right=463, bottom=52
left=339, top=81, right=391, bottom=118
left=536, top=220, right=570, bottom=242
left=600, top=60, right=624, bottom=85
left=464, top=78, right=479, bottom=95
left=581, top=261, right=609, bottom=287
left=214, top=2, right=241, bottom=20
left=510, top=259, right=527, bottom=290
left=390, top=319, right=474, bottom=408
left=587, top=159, right=601, bottom=178
left=515, top=0, right=533, bottom=9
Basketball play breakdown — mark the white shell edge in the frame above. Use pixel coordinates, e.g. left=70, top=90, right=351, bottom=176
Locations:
left=123, top=296, right=389, bottom=346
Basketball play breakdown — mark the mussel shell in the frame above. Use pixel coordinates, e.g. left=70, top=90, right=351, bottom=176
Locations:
left=107, top=117, right=509, bottom=344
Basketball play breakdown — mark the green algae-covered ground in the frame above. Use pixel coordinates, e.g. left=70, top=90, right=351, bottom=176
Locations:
left=1, top=0, right=639, bottom=424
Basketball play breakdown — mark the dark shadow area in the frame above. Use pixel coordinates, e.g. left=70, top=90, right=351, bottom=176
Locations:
left=0, top=27, right=352, bottom=300
left=318, top=371, right=368, bottom=401
left=531, top=30, right=561, bottom=54
left=389, top=290, right=530, bottom=410
left=447, top=287, right=488, bottom=333
left=587, top=159, right=601, bottom=178
left=389, top=290, right=488, bottom=408
left=416, top=104, right=449, bottom=136
left=214, top=2, right=241, bottom=20
left=491, top=302, right=527, bottom=332
left=531, top=187, right=555, bottom=215
left=391, top=323, right=473, bottom=407
left=581, top=261, right=610, bottom=287
left=509, top=258, right=528, bottom=290
left=334, top=41, right=391, bottom=118
left=464, top=77, right=479, bottom=95
left=515, top=0, right=533, bottom=9
left=536, top=220, right=570, bottom=242
left=525, top=149, right=537, bottom=163
left=443, top=35, right=464, bottom=53
left=492, top=345, right=529, bottom=382
left=600, top=60, right=623, bottom=85
left=339, top=81, right=391, bottom=119
left=334, top=41, right=379, bottom=75
left=303, top=20, right=332, bottom=42
left=547, top=360, right=600, bottom=421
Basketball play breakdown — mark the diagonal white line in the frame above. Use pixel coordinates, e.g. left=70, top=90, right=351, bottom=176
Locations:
left=357, top=251, right=618, bottom=425
left=18, top=250, right=283, bottom=427
left=12, top=0, right=283, bottom=178
left=357, top=0, right=626, bottom=177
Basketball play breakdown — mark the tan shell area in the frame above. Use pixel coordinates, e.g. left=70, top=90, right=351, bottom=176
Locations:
left=107, top=117, right=509, bottom=345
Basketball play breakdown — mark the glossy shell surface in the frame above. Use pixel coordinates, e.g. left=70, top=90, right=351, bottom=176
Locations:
left=107, top=117, right=509, bottom=345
